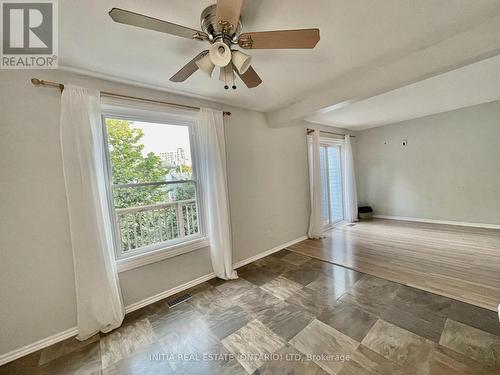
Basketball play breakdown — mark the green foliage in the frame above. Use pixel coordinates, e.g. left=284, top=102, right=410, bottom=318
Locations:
left=106, top=119, right=167, bottom=208
left=171, top=183, right=195, bottom=201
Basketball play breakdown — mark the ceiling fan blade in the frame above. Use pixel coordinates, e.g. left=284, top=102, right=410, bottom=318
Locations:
left=216, top=0, right=244, bottom=33
left=238, top=29, right=320, bottom=49
left=234, top=65, right=262, bottom=88
left=109, top=8, right=207, bottom=40
left=170, top=51, right=208, bottom=82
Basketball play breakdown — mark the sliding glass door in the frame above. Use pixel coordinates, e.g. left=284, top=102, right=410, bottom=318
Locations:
left=320, top=143, right=344, bottom=229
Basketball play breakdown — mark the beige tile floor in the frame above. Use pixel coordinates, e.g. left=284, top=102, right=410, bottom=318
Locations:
left=1, top=249, right=499, bottom=374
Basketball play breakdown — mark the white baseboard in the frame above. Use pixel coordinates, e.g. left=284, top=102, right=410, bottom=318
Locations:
left=0, top=235, right=308, bottom=366
left=0, top=327, right=79, bottom=366
left=124, top=272, right=216, bottom=314
left=373, top=215, right=500, bottom=230
left=233, top=236, right=308, bottom=269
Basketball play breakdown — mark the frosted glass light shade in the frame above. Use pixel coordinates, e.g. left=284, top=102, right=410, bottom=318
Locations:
left=209, top=41, right=232, bottom=67
left=195, top=54, right=215, bottom=77
left=231, top=50, right=252, bottom=74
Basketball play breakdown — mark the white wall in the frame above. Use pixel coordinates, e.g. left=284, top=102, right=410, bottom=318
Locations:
left=355, top=100, right=500, bottom=225
left=0, top=69, right=310, bottom=356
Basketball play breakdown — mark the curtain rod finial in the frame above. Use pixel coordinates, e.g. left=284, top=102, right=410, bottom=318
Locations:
left=31, top=78, right=64, bottom=92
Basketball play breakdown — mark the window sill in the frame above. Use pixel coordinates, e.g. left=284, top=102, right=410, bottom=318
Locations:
left=116, top=237, right=209, bottom=273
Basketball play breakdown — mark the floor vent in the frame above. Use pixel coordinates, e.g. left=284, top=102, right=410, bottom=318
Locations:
left=347, top=224, right=356, bottom=227
left=167, top=293, right=192, bottom=308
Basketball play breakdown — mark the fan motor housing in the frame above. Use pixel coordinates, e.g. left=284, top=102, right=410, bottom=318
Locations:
left=200, top=4, right=242, bottom=43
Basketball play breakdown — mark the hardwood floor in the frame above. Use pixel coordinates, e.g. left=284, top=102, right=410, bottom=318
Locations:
left=288, top=219, right=500, bottom=311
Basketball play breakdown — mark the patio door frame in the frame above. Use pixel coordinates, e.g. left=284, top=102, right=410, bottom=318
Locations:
left=320, top=137, right=345, bottom=231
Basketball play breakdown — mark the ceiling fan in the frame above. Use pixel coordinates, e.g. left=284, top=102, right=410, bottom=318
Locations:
left=109, top=0, right=320, bottom=90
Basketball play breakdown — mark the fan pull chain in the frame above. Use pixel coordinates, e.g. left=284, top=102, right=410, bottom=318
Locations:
left=222, top=64, right=236, bottom=90
left=224, top=66, right=229, bottom=90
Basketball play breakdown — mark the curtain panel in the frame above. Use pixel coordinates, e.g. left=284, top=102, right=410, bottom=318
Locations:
left=307, top=130, right=325, bottom=239
left=343, top=135, right=358, bottom=223
left=60, top=85, right=124, bottom=340
left=195, top=108, right=237, bottom=280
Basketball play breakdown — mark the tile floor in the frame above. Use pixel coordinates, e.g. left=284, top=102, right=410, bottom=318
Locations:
left=1, top=249, right=500, bottom=374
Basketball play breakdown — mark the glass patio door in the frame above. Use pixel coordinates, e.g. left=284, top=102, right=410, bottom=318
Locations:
left=319, top=143, right=344, bottom=228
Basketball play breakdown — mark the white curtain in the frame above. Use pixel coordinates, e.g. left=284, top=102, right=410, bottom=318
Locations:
left=195, top=108, right=237, bottom=280
left=60, top=85, right=124, bottom=340
left=307, top=130, right=324, bottom=239
left=343, top=135, right=358, bottom=222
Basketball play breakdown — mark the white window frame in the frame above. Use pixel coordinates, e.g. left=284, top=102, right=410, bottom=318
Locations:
left=320, top=137, right=346, bottom=231
left=101, top=101, right=208, bottom=272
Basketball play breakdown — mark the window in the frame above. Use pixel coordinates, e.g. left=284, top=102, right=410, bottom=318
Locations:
left=102, top=109, right=206, bottom=266
left=320, top=141, right=344, bottom=228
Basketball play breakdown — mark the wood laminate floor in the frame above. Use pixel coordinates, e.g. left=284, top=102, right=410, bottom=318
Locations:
left=288, top=219, right=500, bottom=311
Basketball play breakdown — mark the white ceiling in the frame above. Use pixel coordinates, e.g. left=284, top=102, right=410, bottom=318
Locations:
left=59, top=0, right=500, bottom=113
left=306, top=55, right=500, bottom=130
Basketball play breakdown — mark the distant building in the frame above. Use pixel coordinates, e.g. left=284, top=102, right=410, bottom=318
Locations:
left=159, top=148, right=189, bottom=167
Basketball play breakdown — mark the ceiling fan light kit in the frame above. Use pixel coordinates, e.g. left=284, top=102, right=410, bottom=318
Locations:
left=109, top=1, right=320, bottom=90
left=231, top=50, right=251, bottom=74
left=209, top=41, right=232, bottom=67
left=195, top=53, right=215, bottom=77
